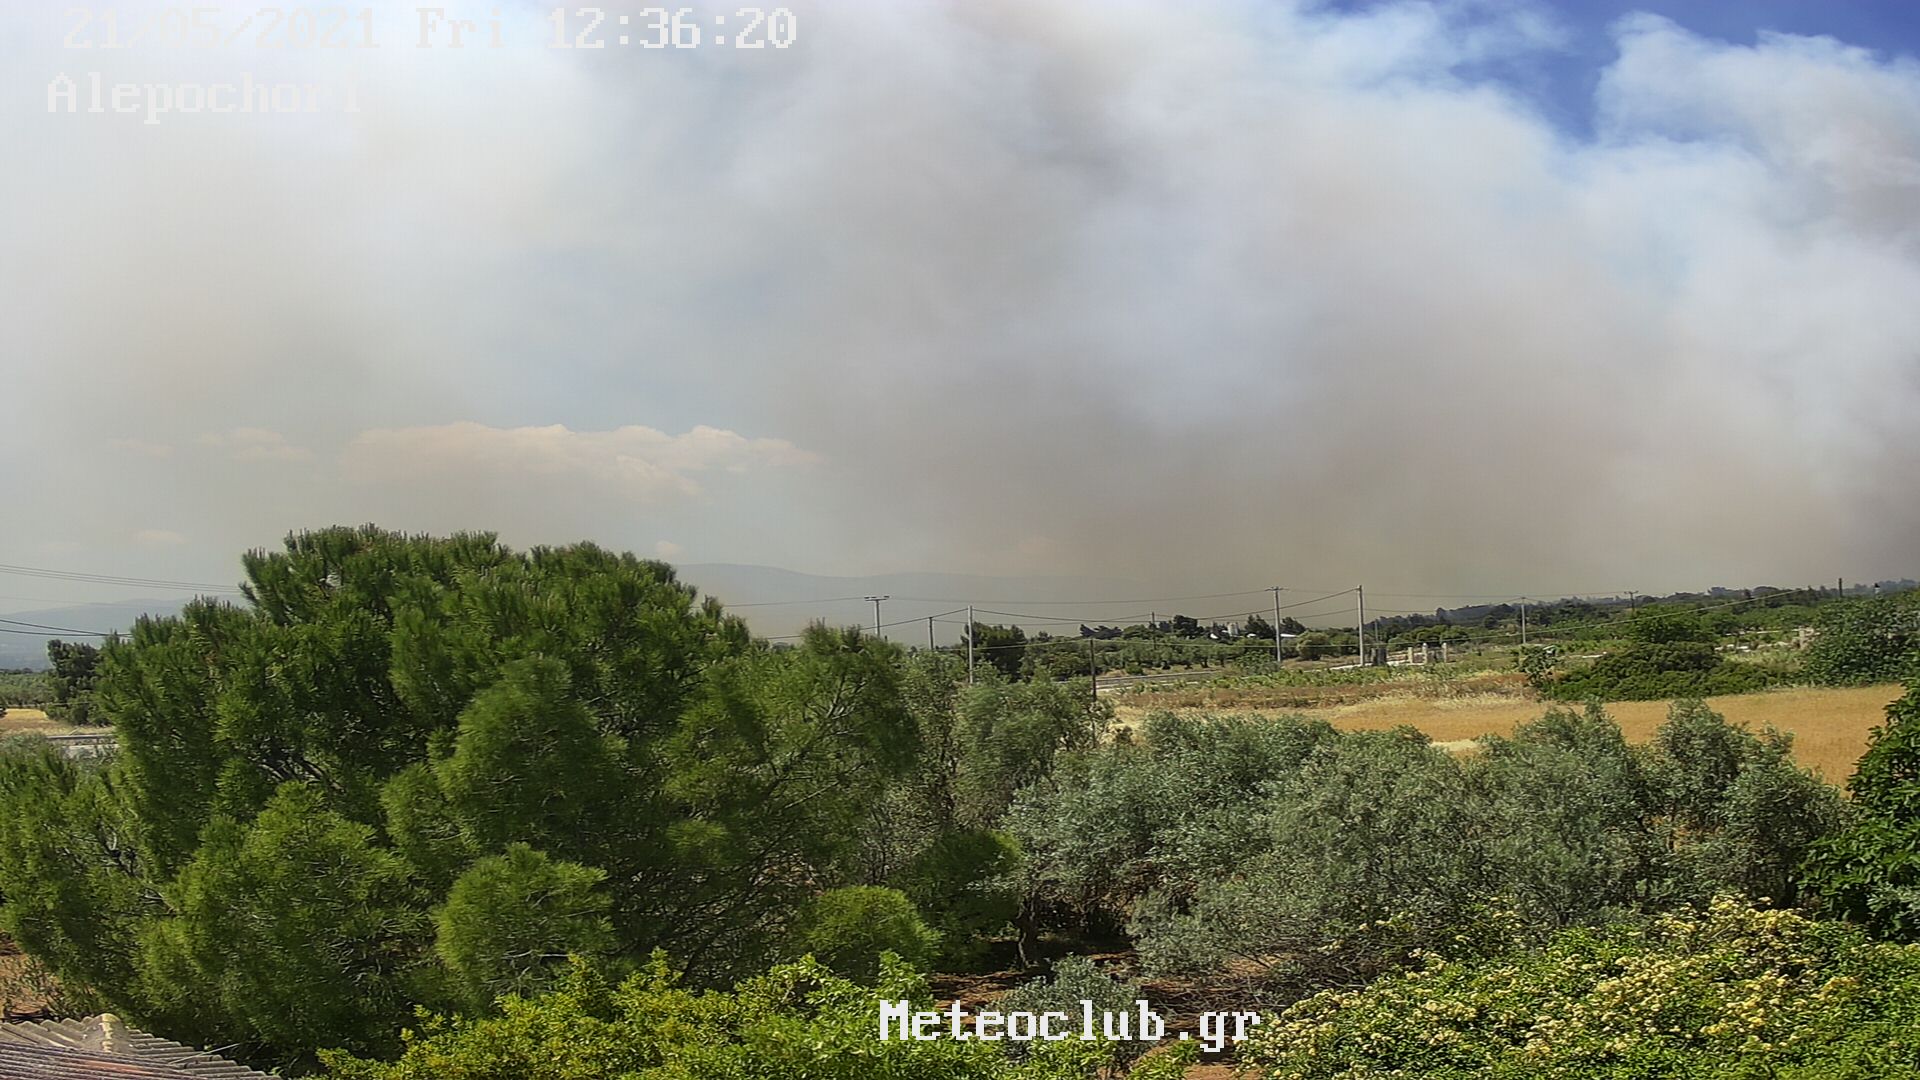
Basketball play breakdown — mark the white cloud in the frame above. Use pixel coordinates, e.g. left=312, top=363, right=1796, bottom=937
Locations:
left=132, top=529, right=187, bottom=547
left=655, top=540, right=686, bottom=559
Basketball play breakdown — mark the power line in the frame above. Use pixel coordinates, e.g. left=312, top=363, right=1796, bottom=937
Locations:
left=959, top=635, right=1278, bottom=654
left=0, top=562, right=234, bottom=592
left=967, top=606, right=1154, bottom=625
left=0, top=616, right=116, bottom=636
left=1280, top=587, right=1359, bottom=611
left=759, top=608, right=967, bottom=641
left=719, top=595, right=875, bottom=608
left=0, top=618, right=108, bottom=634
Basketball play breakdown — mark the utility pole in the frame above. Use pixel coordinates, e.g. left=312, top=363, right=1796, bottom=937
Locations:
left=1356, top=586, right=1365, bottom=666
left=1627, top=590, right=1637, bottom=612
left=927, top=615, right=936, bottom=654
left=966, top=604, right=975, bottom=685
left=866, top=595, right=888, bottom=638
left=1088, top=636, right=1097, bottom=699
left=1267, top=586, right=1283, bottom=665
left=1520, top=597, right=1529, bottom=646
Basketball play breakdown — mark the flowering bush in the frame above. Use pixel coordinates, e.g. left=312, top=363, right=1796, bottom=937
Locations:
left=1240, top=898, right=1920, bottom=1079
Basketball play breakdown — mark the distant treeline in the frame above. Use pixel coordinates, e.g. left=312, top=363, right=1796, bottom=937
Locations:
left=937, top=580, right=1920, bottom=682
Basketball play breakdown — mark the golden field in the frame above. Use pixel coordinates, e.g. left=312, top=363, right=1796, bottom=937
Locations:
left=11, top=685, right=1909, bottom=781
left=0, top=708, right=78, bottom=737
left=1115, top=683, right=1907, bottom=783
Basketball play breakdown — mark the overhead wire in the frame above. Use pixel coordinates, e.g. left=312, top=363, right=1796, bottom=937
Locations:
left=0, top=616, right=115, bottom=636
left=0, top=562, right=235, bottom=593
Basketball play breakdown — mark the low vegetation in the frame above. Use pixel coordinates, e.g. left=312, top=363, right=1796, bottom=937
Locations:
left=1240, top=899, right=1920, bottom=1078
left=324, top=955, right=1196, bottom=1080
left=0, top=527, right=1913, bottom=1078
left=0, top=671, right=53, bottom=716
left=1015, top=702, right=1842, bottom=996
left=1802, top=683, right=1920, bottom=940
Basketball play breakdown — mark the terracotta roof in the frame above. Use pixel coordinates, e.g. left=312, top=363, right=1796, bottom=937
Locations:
left=0, top=1016, right=273, bottom=1079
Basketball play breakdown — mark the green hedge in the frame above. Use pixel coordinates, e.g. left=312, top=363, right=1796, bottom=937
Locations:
left=1547, top=643, right=1781, bottom=701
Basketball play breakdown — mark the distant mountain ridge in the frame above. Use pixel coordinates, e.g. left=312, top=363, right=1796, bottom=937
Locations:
left=0, top=567, right=1153, bottom=667
left=0, top=599, right=188, bottom=669
left=676, top=564, right=1154, bottom=640
left=8, top=571, right=1909, bottom=669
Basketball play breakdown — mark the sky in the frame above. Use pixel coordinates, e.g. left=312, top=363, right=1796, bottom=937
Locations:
left=3, top=0, right=1918, bottom=617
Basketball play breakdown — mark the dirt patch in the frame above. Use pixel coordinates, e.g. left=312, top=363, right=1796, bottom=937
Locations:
left=0, top=934, right=54, bottom=1020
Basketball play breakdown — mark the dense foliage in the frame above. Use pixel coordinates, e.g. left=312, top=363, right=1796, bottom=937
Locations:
left=0, top=528, right=918, bottom=1062
left=788, top=886, right=941, bottom=981
left=1541, top=613, right=1783, bottom=701
left=1806, top=592, right=1920, bottom=686
left=0, top=670, right=54, bottom=712
left=1802, top=682, right=1920, bottom=939
left=42, top=641, right=102, bottom=723
left=1240, top=899, right=1920, bottom=1079
left=1545, top=641, right=1781, bottom=701
left=322, top=954, right=1193, bottom=1080
left=0, top=527, right=1906, bottom=1078
left=1012, top=702, right=1844, bottom=993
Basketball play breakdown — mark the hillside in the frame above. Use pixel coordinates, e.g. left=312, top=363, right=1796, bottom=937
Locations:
left=0, top=600, right=187, bottom=669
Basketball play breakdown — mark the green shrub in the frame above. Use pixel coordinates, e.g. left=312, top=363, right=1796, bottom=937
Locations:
left=0, top=671, right=55, bottom=712
left=433, top=843, right=614, bottom=1009
left=43, top=641, right=101, bottom=724
left=325, top=954, right=1189, bottom=1080
left=1006, top=712, right=1335, bottom=935
left=324, top=955, right=1005, bottom=1080
left=1240, top=898, right=1920, bottom=1079
left=1292, top=632, right=1332, bottom=660
left=1512, top=644, right=1558, bottom=689
left=1803, top=682, right=1920, bottom=939
left=1129, top=728, right=1522, bottom=988
left=997, top=956, right=1147, bottom=1069
left=1547, top=642, right=1780, bottom=701
left=1120, top=703, right=1842, bottom=991
left=892, top=829, right=1022, bottom=965
left=1624, top=606, right=1715, bottom=644
left=791, top=886, right=941, bottom=981
left=1806, top=593, right=1920, bottom=686
left=955, top=676, right=1110, bottom=827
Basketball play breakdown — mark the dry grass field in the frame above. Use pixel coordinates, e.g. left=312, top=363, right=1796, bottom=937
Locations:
left=0, top=708, right=82, bottom=738
left=1116, top=683, right=1907, bottom=783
